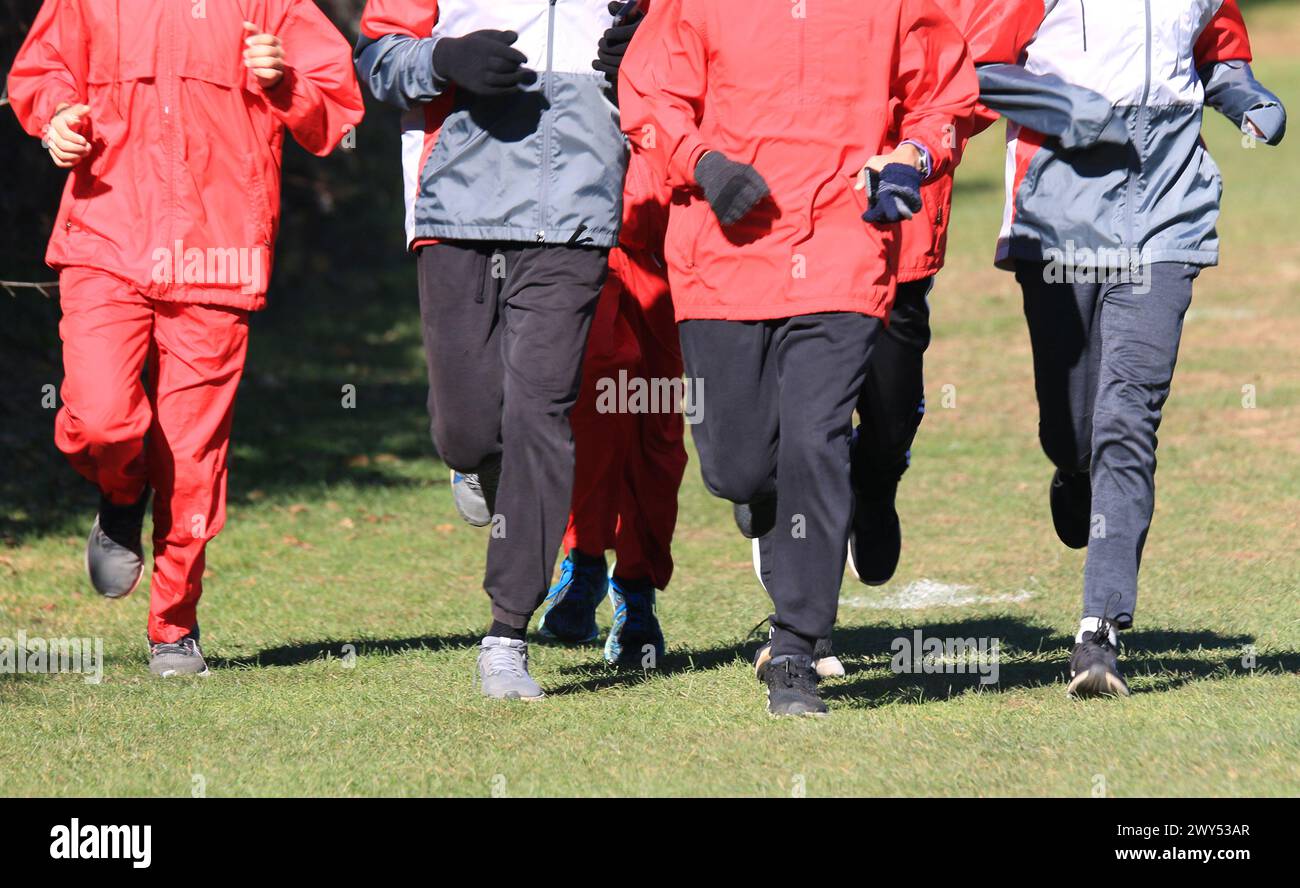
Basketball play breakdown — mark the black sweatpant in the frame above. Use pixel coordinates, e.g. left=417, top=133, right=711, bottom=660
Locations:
left=679, top=312, right=881, bottom=657
left=417, top=242, right=608, bottom=629
left=854, top=277, right=933, bottom=487
left=1016, top=261, right=1197, bottom=626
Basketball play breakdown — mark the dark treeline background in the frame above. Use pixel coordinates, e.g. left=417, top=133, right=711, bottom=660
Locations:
left=1, top=0, right=422, bottom=541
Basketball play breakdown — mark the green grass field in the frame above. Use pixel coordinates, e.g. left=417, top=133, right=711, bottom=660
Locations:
left=2, top=4, right=1298, bottom=797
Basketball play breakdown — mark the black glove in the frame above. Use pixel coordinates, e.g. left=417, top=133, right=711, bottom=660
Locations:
left=862, top=163, right=923, bottom=225
left=694, top=151, right=771, bottom=226
left=432, top=30, right=538, bottom=96
left=593, top=1, right=644, bottom=87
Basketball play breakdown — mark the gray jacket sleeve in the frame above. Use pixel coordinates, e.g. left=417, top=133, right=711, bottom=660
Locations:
left=976, top=63, right=1130, bottom=151
left=354, top=32, right=446, bottom=111
left=1200, top=59, right=1287, bottom=145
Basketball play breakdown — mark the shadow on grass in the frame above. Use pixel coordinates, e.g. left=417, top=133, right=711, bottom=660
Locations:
left=63, top=617, right=1297, bottom=702
left=541, top=617, right=1300, bottom=704
left=209, top=631, right=483, bottom=670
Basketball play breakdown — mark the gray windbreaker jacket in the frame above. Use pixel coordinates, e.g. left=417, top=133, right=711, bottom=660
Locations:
left=355, top=0, right=626, bottom=248
left=976, top=0, right=1285, bottom=270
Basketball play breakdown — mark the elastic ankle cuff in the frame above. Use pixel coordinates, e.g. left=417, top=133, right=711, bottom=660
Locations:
left=771, top=626, right=815, bottom=658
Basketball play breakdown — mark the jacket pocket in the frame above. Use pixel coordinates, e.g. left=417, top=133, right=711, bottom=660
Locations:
left=666, top=198, right=706, bottom=271
left=242, top=151, right=273, bottom=248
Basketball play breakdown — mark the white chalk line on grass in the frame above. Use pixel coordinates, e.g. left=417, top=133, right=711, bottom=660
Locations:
left=841, top=578, right=1034, bottom=610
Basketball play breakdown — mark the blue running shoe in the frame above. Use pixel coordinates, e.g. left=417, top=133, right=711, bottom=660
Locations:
left=537, top=551, right=607, bottom=643
left=604, top=575, right=665, bottom=668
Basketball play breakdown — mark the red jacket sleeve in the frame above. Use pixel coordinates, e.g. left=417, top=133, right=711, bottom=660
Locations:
left=359, top=0, right=438, bottom=40
left=6, top=0, right=89, bottom=138
left=618, top=0, right=711, bottom=190
left=260, top=0, right=366, bottom=156
left=893, top=0, right=980, bottom=179
left=1194, top=0, right=1252, bottom=66
left=952, top=0, right=1044, bottom=136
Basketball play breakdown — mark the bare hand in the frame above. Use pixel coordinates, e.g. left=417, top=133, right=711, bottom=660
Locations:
left=45, top=103, right=92, bottom=169
left=854, top=143, right=923, bottom=191
left=243, top=22, right=286, bottom=89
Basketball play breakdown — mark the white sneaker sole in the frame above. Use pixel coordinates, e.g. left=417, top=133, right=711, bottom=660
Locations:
left=751, top=538, right=766, bottom=591
left=154, top=667, right=211, bottom=679
left=1067, top=666, right=1130, bottom=698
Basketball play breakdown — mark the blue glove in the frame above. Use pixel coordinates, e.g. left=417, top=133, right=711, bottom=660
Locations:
left=862, top=163, right=923, bottom=225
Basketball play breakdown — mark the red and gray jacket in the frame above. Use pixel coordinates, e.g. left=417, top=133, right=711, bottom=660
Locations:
left=355, top=0, right=627, bottom=249
left=979, top=0, right=1285, bottom=270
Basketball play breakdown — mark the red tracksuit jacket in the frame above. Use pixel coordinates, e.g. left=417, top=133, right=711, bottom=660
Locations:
left=618, top=0, right=978, bottom=321
left=7, top=0, right=364, bottom=311
left=898, top=0, right=1044, bottom=281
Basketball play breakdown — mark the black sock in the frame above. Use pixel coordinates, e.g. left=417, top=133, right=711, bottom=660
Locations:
left=487, top=620, right=526, bottom=641
left=612, top=574, right=653, bottom=595
left=571, top=548, right=607, bottom=569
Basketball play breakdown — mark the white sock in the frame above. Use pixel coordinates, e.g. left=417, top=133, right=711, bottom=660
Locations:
left=1077, top=617, right=1118, bottom=646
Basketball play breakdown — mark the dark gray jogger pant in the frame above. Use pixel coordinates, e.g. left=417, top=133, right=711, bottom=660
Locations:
left=757, top=277, right=933, bottom=601
left=679, top=312, right=881, bottom=657
left=417, top=242, right=608, bottom=629
left=1016, top=261, right=1198, bottom=626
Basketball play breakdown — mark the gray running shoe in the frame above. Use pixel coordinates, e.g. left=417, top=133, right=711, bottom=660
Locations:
left=86, top=490, right=149, bottom=599
left=450, top=457, right=501, bottom=527
left=476, top=636, right=544, bottom=700
left=149, top=633, right=209, bottom=678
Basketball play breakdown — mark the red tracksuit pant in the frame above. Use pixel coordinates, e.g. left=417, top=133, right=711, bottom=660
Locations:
left=563, top=246, right=687, bottom=590
left=56, top=267, right=249, bottom=644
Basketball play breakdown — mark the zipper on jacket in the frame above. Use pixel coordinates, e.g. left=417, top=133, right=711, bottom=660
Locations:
left=796, top=9, right=805, bottom=104
left=537, top=0, right=558, bottom=242
left=1125, top=0, right=1153, bottom=249
left=161, top=0, right=178, bottom=274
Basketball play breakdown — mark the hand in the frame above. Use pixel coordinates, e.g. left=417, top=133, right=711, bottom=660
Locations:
left=432, top=29, right=538, bottom=96
left=593, top=0, right=644, bottom=87
left=243, top=22, right=287, bottom=89
left=854, top=143, right=924, bottom=191
left=694, top=151, right=771, bottom=226
left=44, top=103, right=92, bottom=169
left=859, top=163, right=924, bottom=226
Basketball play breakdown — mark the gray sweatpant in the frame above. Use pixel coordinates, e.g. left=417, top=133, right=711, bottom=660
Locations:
left=1016, top=261, right=1198, bottom=626
left=417, top=242, right=607, bottom=629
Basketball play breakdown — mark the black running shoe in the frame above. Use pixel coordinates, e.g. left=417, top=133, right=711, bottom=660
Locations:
left=847, top=430, right=904, bottom=586
left=1068, top=622, right=1129, bottom=698
left=1050, top=468, right=1091, bottom=549
left=733, top=494, right=777, bottom=539
left=847, top=476, right=901, bottom=586
left=764, top=654, right=828, bottom=717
